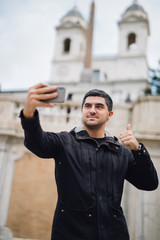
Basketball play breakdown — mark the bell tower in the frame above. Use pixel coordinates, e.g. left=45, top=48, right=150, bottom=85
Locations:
left=118, top=0, right=150, bottom=57
left=53, top=6, right=87, bottom=62
left=50, top=6, right=88, bottom=83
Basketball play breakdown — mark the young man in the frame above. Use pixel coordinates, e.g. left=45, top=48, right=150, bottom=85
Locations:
left=20, top=83, right=158, bottom=240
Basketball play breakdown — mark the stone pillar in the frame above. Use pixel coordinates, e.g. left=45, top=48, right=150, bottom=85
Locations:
left=0, top=136, right=14, bottom=239
left=131, top=95, right=160, bottom=240
left=0, top=227, right=13, bottom=240
left=0, top=136, right=25, bottom=239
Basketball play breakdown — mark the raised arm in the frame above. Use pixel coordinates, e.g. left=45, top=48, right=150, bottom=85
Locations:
left=120, top=124, right=158, bottom=190
left=20, top=83, right=61, bottom=158
left=23, top=83, right=58, bottom=118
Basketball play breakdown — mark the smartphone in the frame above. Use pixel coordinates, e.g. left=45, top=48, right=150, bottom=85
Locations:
left=43, top=87, right=66, bottom=103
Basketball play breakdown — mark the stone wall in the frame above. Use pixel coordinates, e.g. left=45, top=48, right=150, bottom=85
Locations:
left=6, top=153, right=56, bottom=240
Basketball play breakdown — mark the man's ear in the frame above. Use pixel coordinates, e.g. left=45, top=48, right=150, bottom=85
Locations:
left=108, top=111, right=113, bottom=120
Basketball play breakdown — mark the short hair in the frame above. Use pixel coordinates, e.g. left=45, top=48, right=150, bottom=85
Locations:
left=82, top=89, right=113, bottom=111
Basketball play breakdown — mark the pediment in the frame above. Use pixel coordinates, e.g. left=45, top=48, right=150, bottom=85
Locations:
left=125, top=16, right=139, bottom=21
left=57, top=21, right=83, bottom=29
left=121, top=14, right=147, bottom=23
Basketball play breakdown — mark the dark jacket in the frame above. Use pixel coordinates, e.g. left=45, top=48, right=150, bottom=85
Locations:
left=20, top=110, right=158, bottom=240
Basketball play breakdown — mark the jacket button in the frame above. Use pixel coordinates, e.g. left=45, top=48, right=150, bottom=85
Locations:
left=59, top=161, right=61, bottom=165
left=61, top=209, right=64, bottom=212
left=116, top=147, right=119, bottom=150
left=88, top=213, right=92, bottom=217
left=114, top=214, right=117, bottom=218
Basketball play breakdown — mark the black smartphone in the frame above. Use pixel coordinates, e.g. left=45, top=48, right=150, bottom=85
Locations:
left=43, top=87, right=66, bottom=103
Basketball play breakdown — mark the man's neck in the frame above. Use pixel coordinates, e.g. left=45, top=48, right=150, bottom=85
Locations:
left=83, top=125, right=105, bottom=138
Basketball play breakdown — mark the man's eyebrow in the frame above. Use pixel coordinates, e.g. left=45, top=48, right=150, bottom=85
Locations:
left=95, top=103, right=105, bottom=106
left=84, top=102, right=91, bottom=105
left=84, top=102, right=105, bottom=106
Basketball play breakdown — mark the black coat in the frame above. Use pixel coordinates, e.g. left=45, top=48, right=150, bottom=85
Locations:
left=20, top=110, right=158, bottom=240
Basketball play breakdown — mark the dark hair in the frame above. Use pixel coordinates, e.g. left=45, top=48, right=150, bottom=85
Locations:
left=82, top=89, right=113, bottom=111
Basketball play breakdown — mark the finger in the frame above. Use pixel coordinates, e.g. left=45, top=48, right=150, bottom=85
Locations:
left=37, top=101, right=54, bottom=108
left=120, top=132, right=131, bottom=140
left=120, top=136, right=126, bottom=142
left=120, top=131, right=133, bottom=137
left=121, top=136, right=133, bottom=146
left=123, top=140, right=130, bottom=145
left=36, top=91, right=58, bottom=101
left=36, top=86, right=57, bottom=94
left=127, top=123, right=131, bottom=131
left=28, top=86, right=58, bottom=100
left=120, top=136, right=129, bottom=143
left=34, top=83, right=49, bottom=89
left=28, top=83, right=49, bottom=91
left=120, top=132, right=128, bottom=137
left=120, top=134, right=133, bottom=143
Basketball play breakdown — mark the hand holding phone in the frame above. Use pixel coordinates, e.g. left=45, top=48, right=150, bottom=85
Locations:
left=43, top=87, right=66, bottom=103
left=23, top=83, right=66, bottom=118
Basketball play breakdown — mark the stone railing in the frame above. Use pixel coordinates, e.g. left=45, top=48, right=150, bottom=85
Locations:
left=0, top=94, right=82, bottom=136
left=0, top=93, right=160, bottom=140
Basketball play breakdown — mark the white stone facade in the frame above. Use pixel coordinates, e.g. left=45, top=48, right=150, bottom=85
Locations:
left=49, top=1, right=149, bottom=103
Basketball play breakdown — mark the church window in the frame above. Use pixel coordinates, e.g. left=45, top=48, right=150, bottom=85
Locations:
left=93, top=70, right=100, bottom=82
left=63, top=38, right=71, bottom=53
left=67, top=93, right=73, bottom=100
left=128, top=33, right=137, bottom=50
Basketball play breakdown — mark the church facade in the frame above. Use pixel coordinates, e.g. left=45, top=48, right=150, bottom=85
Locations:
left=50, top=0, right=150, bottom=103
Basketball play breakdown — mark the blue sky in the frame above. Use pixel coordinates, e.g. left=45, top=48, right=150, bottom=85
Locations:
left=0, top=0, right=160, bottom=90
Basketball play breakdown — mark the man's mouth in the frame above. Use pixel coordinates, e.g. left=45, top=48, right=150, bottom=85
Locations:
left=87, top=115, right=98, bottom=119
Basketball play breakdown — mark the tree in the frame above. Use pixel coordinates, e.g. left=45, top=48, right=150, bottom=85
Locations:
left=148, top=60, right=160, bottom=95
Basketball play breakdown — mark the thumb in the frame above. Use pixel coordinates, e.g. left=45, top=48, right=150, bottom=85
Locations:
left=127, top=123, right=131, bottom=131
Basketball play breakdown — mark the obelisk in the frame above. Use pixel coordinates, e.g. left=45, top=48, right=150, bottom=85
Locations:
left=81, top=1, right=95, bottom=82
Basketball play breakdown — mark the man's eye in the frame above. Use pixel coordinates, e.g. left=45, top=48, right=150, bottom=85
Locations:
left=97, top=105, right=103, bottom=109
left=85, top=105, right=91, bottom=108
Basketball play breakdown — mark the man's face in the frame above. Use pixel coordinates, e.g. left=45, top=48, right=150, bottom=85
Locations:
left=81, top=96, right=113, bottom=130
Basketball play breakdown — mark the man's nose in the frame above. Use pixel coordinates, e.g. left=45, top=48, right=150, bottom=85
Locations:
left=90, top=106, right=96, bottom=114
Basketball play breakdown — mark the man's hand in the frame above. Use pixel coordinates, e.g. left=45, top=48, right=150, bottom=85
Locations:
left=23, top=83, right=58, bottom=118
left=120, top=124, right=139, bottom=150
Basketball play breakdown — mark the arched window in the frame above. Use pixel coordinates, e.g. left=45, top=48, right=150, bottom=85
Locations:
left=63, top=38, right=71, bottom=53
left=128, top=33, right=137, bottom=50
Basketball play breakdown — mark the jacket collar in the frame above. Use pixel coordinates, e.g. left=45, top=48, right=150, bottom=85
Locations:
left=71, top=126, right=121, bottom=152
left=74, top=125, right=113, bottom=137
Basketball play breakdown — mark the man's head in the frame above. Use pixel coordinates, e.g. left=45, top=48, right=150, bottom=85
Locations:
left=82, top=89, right=113, bottom=111
left=81, top=89, right=113, bottom=135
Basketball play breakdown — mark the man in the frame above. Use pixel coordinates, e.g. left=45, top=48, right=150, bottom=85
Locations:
left=20, top=83, right=158, bottom=240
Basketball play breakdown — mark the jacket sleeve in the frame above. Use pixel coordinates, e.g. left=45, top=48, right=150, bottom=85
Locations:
left=19, top=109, right=61, bottom=159
left=125, top=144, right=159, bottom=191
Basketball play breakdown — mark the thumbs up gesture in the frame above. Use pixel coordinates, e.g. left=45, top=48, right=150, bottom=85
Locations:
left=120, top=124, right=139, bottom=150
